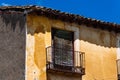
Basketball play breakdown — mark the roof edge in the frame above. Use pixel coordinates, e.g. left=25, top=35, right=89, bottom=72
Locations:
left=0, top=5, right=120, bottom=32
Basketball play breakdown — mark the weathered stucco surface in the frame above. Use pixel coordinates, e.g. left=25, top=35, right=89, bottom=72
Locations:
left=27, top=14, right=118, bottom=80
left=0, top=13, right=26, bottom=80
left=80, top=25, right=117, bottom=80
left=26, top=15, right=50, bottom=80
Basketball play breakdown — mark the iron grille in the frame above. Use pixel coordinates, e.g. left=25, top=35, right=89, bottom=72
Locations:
left=46, top=46, right=85, bottom=74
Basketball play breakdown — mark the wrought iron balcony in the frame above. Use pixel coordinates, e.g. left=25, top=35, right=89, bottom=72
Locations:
left=46, top=46, right=85, bottom=75
left=117, top=59, right=120, bottom=80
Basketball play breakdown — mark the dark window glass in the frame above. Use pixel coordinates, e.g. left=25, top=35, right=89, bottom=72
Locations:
left=52, top=28, right=74, bottom=70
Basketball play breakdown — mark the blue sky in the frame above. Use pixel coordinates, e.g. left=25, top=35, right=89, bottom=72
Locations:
left=0, top=0, right=120, bottom=24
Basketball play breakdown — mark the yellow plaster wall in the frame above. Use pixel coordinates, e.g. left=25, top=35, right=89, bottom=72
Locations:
left=26, top=15, right=51, bottom=80
left=80, top=25, right=117, bottom=80
left=26, top=14, right=118, bottom=80
left=50, top=20, right=118, bottom=80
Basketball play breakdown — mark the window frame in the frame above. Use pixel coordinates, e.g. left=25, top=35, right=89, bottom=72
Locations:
left=51, top=28, right=74, bottom=70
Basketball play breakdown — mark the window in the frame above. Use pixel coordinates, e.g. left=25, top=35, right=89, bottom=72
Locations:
left=46, top=28, right=85, bottom=74
left=52, top=28, right=74, bottom=70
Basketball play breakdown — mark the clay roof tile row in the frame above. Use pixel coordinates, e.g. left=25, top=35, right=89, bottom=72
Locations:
left=0, top=5, right=120, bottom=32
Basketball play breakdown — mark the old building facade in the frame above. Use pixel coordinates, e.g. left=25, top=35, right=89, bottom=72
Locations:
left=0, top=6, right=120, bottom=80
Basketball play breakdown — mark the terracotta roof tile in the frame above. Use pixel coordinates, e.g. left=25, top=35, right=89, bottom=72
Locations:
left=0, top=5, right=120, bottom=32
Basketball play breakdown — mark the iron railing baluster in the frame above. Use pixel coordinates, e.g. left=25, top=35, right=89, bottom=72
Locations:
left=46, top=46, right=85, bottom=74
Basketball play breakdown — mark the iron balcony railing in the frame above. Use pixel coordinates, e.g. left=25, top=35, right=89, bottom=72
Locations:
left=117, top=59, right=120, bottom=80
left=46, top=46, right=85, bottom=75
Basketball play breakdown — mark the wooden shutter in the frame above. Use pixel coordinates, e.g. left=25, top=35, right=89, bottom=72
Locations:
left=52, top=28, right=74, bottom=68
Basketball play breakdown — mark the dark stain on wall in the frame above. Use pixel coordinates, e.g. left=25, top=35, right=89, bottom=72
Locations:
left=1, top=12, right=26, bottom=31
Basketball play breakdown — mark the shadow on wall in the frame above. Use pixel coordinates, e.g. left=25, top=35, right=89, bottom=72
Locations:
left=79, top=25, right=117, bottom=48
left=47, top=72, right=82, bottom=80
